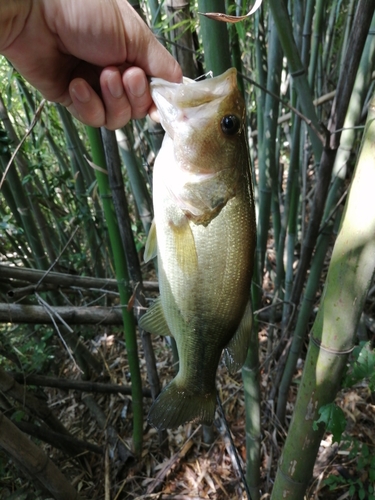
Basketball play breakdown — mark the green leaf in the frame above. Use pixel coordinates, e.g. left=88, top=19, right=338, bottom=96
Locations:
left=349, top=484, right=356, bottom=496
left=313, top=403, right=346, bottom=443
left=359, top=488, right=366, bottom=500
left=343, top=342, right=375, bottom=388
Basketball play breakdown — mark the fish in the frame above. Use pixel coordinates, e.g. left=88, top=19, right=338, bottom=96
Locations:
left=139, top=68, right=256, bottom=430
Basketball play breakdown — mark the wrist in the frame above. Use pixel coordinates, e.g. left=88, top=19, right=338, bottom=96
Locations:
left=0, top=0, right=32, bottom=54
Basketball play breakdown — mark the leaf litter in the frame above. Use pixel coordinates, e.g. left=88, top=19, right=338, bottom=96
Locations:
left=1, top=280, right=374, bottom=499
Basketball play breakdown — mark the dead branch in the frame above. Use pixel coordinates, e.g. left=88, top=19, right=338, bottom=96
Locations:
left=0, top=264, right=158, bottom=293
left=10, top=372, right=152, bottom=398
left=14, top=420, right=103, bottom=456
left=0, top=303, right=124, bottom=325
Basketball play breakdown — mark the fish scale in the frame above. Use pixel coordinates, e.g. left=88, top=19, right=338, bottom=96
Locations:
left=140, top=68, right=256, bottom=430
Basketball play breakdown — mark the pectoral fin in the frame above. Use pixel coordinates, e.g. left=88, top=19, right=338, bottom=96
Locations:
left=224, top=301, right=253, bottom=374
left=144, top=220, right=157, bottom=262
left=138, top=296, right=172, bottom=337
left=171, top=218, right=198, bottom=274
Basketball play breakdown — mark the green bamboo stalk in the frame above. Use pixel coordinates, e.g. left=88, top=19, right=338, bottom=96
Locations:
left=321, top=11, right=375, bottom=230
left=279, top=0, right=317, bottom=319
left=15, top=76, right=73, bottom=181
left=0, top=151, right=33, bottom=266
left=291, top=0, right=303, bottom=51
left=256, top=10, right=283, bottom=278
left=271, top=89, right=375, bottom=500
left=276, top=14, right=375, bottom=423
left=308, top=0, right=326, bottom=89
left=147, top=0, right=164, bottom=38
left=322, top=0, right=342, bottom=80
left=0, top=144, right=48, bottom=271
left=276, top=218, right=339, bottom=423
left=197, top=0, right=232, bottom=75
left=253, top=8, right=267, bottom=143
left=1, top=95, right=79, bottom=263
left=116, top=126, right=153, bottom=235
left=242, top=328, right=261, bottom=500
left=100, top=127, right=161, bottom=400
left=268, top=0, right=323, bottom=161
left=276, top=113, right=300, bottom=304
left=86, top=126, right=143, bottom=455
left=288, top=0, right=375, bottom=321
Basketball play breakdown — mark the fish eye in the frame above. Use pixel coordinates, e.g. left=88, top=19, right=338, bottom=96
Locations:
left=221, top=115, right=241, bottom=135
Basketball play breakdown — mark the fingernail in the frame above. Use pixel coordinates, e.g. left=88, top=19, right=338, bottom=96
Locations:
left=71, top=80, right=91, bottom=103
left=108, top=73, right=124, bottom=99
left=128, top=76, right=147, bottom=98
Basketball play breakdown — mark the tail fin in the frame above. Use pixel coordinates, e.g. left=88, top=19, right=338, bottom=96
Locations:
left=148, top=380, right=216, bottom=430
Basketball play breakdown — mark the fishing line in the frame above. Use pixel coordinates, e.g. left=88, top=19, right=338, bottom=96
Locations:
left=216, top=394, right=253, bottom=500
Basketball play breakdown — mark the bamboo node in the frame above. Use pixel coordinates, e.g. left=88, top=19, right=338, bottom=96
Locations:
left=310, top=336, right=355, bottom=355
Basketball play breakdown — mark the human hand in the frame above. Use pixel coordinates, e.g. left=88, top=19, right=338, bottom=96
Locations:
left=0, top=0, right=182, bottom=129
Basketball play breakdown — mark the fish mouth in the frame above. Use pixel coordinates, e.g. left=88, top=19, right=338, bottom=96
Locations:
left=150, top=68, right=240, bottom=139
left=150, top=67, right=238, bottom=108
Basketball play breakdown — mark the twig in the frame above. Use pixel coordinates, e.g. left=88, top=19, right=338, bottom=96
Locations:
left=36, top=227, right=79, bottom=289
left=35, top=293, right=83, bottom=373
left=146, top=426, right=201, bottom=494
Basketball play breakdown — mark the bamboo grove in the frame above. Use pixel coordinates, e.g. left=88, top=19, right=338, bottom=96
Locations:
left=1, top=1, right=375, bottom=498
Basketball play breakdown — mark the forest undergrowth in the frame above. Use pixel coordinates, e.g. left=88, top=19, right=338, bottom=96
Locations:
left=1, top=255, right=374, bottom=500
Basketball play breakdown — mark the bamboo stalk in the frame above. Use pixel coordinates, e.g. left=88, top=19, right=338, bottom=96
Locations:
left=0, top=303, right=124, bottom=325
left=86, top=126, right=144, bottom=455
left=271, top=89, right=375, bottom=500
left=256, top=10, right=283, bottom=277
left=0, top=264, right=158, bottom=291
left=276, top=12, right=375, bottom=423
left=10, top=372, right=152, bottom=398
left=0, top=411, right=80, bottom=500
left=197, top=0, right=232, bottom=75
left=242, top=328, right=261, bottom=500
left=288, top=1, right=375, bottom=322
left=116, top=126, right=153, bottom=234
left=100, top=128, right=161, bottom=404
left=268, top=0, right=324, bottom=160
left=14, top=420, right=103, bottom=456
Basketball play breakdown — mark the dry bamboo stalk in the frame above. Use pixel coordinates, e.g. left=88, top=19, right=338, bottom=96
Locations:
left=0, top=410, right=80, bottom=500
left=0, top=303, right=124, bottom=325
left=0, top=264, right=158, bottom=292
left=10, top=372, right=152, bottom=398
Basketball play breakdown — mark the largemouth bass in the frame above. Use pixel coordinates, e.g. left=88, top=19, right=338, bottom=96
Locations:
left=140, top=68, right=256, bottom=430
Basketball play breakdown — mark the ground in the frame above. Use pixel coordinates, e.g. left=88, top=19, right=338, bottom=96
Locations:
left=1, top=318, right=374, bottom=500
